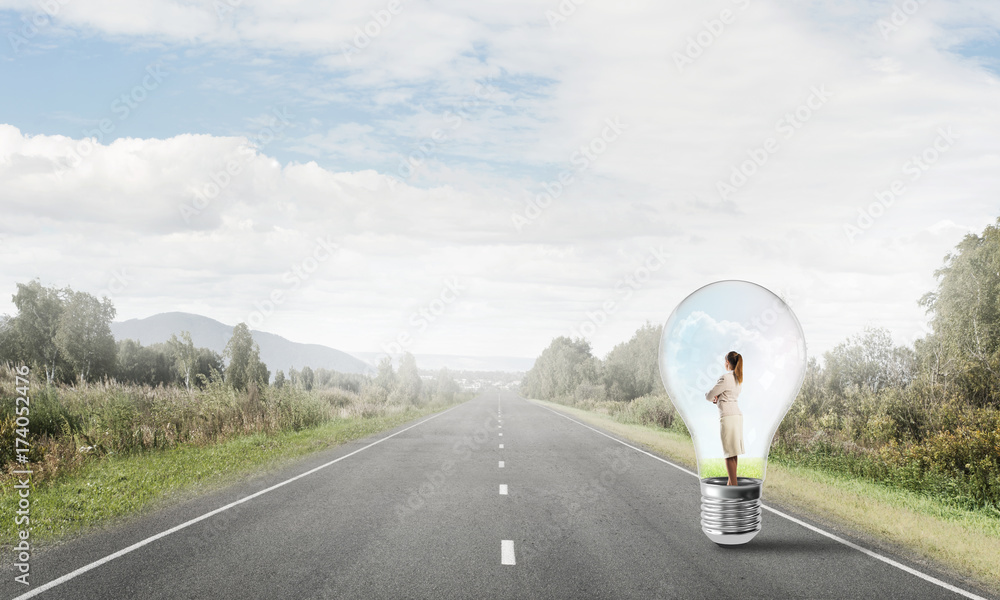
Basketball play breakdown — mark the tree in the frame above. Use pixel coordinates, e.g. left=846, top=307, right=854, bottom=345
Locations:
left=193, top=346, right=224, bottom=388
left=0, top=314, right=16, bottom=364
left=115, top=339, right=179, bottom=387
left=323, top=370, right=364, bottom=393
left=823, top=325, right=914, bottom=396
left=115, top=338, right=149, bottom=385
left=363, top=356, right=397, bottom=404
left=918, top=217, right=1000, bottom=405
left=521, top=337, right=598, bottom=399
left=314, top=368, right=332, bottom=388
left=168, top=331, right=198, bottom=390
left=301, top=365, right=315, bottom=391
left=391, top=352, right=422, bottom=404
left=602, top=322, right=662, bottom=401
left=273, top=369, right=286, bottom=389
left=9, top=280, right=68, bottom=383
left=253, top=359, right=269, bottom=389
left=433, top=367, right=460, bottom=403
left=778, top=355, right=835, bottom=440
left=223, top=323, right=268, bottom=392
left=54, top=289, right=116, bottom=382
left=374, top=356, right=396, bottom=394
left=141, top=342, right=178, bottom=386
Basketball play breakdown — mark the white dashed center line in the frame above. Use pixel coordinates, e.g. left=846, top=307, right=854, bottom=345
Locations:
left=498, top=395, right=514, bottom=567
left=501, top=540, right=516, bottom=565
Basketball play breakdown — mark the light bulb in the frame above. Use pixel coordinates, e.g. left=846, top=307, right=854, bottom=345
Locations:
left=658, top=280, right=807, bottom=545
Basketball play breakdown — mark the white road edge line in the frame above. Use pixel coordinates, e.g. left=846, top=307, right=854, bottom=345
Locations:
left=499, top=461, right=505, bottom=468
left=499, top=443, right=504, bottom=449
left=529, top=399, right=990, bottom=600
left=501, top=539, right=516, bottom=565
left=13, top=403, right=465, bottom=600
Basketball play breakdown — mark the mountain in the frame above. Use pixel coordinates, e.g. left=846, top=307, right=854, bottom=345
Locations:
left=110, top=312, right=373, bottom=376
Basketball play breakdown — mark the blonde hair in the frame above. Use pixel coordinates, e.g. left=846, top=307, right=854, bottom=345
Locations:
left=726, top=351, right=743, bottom=385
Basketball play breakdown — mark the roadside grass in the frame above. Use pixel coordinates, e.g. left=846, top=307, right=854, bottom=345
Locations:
left=2, top=401, right=459, bottom=545
left=533, top=398, right=1000, bottom=596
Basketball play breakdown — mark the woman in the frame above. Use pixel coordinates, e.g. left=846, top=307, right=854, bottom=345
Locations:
left=705, top=351, right=744, bottom=485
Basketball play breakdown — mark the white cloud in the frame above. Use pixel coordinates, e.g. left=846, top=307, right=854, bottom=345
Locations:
left=1, top=0, right=999, bottom=362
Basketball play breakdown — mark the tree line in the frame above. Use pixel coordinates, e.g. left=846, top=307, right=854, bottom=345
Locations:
left=0, top=281, right=451, bottom=401
left=523, top=216, right=1000, bottom=411
left=520, top=321, right=660, bottom=404
left=0, top=280, right=269, bottom=391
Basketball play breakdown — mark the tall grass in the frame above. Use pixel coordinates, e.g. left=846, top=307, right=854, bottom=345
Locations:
left=0, top=365, right=458, bottom=486
left=544, top=392, right=690, bottom=436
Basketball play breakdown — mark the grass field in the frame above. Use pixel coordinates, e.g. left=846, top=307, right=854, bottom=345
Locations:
left=698, top=457, right=765, bottom=479
left=533, top=398, right=1000, bottom=597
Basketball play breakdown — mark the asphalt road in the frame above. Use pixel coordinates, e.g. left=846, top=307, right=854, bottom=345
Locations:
left=3, top=388, right=995, bottom=600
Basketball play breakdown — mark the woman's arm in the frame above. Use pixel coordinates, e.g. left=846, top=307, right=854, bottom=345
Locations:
left=705, top=375, right=727, bottom=402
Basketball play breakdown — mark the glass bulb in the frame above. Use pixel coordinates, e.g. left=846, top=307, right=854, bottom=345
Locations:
left=658, top=279, right=807, bottom=545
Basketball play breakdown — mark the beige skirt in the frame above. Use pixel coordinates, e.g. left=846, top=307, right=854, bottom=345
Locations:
left=720, top=415, right=744, bottom=458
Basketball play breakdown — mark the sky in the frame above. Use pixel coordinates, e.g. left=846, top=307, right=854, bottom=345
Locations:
left=1, top=0, right=999, bottom=365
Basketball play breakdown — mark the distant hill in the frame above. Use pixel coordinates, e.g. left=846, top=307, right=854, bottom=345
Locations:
left=110, top=312, right=373, bottom=376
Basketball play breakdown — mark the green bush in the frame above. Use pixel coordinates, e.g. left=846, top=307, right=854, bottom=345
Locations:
left=611, top=394, right=677, bottom=431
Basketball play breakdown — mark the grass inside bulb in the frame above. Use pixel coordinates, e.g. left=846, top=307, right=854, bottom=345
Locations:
left=658, top=280, right=807, bottom=545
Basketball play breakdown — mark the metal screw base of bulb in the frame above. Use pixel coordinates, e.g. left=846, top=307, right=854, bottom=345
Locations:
left=700, top=476, right=762, bottom=545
